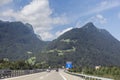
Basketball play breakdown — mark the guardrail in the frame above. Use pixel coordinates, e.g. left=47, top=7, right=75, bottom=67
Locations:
left=65, top=70, right=114, bottom=80
left=0, top=69, right=45, bottom=79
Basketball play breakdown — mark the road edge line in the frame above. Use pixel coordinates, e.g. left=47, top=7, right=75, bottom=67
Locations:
left=59, top=73, right=67, bottom=80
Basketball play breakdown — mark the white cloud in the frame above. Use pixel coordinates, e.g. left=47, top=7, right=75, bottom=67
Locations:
left=0, top=0, right=68, bottom=41
left=75, top=20, right=82, bottom=28
left=80, top=0, right=120, bottom=17
left=95, top=14, right=107, bottom=24
left=40, top=32, right=54, bottom=40
left=56, top=27, right=73, bottom=37
left=85, top=14, right=107, bottom=25
left=96, top=0, right=120, bottom=12
left=0, top=0, right=12, bottom=6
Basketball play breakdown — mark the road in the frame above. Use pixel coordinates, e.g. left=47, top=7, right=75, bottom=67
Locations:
left=2, top=69, right=84, bottom=80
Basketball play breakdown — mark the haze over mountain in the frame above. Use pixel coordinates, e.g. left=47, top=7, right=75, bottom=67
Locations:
left=0, top=20, right=45, bottom=60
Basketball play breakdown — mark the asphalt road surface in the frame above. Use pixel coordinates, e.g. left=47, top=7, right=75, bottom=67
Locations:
left=2, top=69, right=84, bottom=80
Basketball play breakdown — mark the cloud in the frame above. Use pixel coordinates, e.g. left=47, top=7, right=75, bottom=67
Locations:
left=56, top=27, right=73, bottom=37
left=75, top=20, right=82, bottom=28
left=95, top=14, right=107, bottom=24
left=0, top=0, right=12, bottom=6
left=0, top=0, right=68, bottom=41
left=85, top=14, right=107, bottom=25
left=40, top=32, right=54, bottom=40
left=93, top=0, right=120, bottom=13
left=80, top=0, right=120, bottom=17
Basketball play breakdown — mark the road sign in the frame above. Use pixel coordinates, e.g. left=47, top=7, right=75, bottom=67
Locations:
left=66, top=61, right=72, bottom=69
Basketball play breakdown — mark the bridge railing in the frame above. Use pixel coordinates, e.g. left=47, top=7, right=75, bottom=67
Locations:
left=0, top=69, right=45, bottom=79
left=65, top=70, right=114, bottom=80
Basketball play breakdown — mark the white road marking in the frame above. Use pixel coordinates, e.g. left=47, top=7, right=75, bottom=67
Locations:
left=59, top=73, right=67, bottom=80
left=40, top=76, right=44, bottom=79
left=46, top=74, right=49, bottom=77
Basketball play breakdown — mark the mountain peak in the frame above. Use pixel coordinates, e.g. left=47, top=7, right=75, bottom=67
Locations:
left=82, top=22, right=97, bottom=30
left=85, top=22, right=94, bottom=26
left=0, top=20, right=44, bottom=60
left=47, top=22, right=120, bottom=67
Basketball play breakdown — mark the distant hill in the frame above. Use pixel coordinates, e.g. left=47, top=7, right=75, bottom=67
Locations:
left=45, top=22, right=120, bottom=67
left=0, top=20, right=45, bottom=60
left=0, top=20, right=120, bottom=67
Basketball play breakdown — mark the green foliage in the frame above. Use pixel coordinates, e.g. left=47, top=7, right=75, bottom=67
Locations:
left=0, top=59, right=11, bottom=69
left=44, top=22, right=120, bottom=67
left=58, top=53, right=64, bottom=56
left=25, top=57, right=36, bottom=66
left=71, top=66, right=120, bottom=80
left=69, top=67, right=82, bottom=72
left=3, top=58, right=9, bottom=62
left=0, top=21, right=46, bottom=60
left=0, top=58, right=47, bottom=70
left=93, top=67, right=120, bottom=80
left=60, top=39, right=77, bottom=43
left=47, top=47, right=76, bottom=54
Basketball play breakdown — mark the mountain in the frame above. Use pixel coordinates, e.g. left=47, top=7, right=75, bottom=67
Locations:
left=0, top=20, right=45, bottom=60
left=0, top=20, right=120, bottom=67
left=45, top=22, right=120, bottom=67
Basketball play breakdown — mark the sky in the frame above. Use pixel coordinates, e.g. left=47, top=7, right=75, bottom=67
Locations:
left=0, top=0, right=120, bottom=41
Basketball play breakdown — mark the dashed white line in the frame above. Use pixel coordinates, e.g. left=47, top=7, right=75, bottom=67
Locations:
left=59, top=73, right=67, bottom=80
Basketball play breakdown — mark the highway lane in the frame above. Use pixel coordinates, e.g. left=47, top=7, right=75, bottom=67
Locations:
left=3, top=69, right=84, bottom=80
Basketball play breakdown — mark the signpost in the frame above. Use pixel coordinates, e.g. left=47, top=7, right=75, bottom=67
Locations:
left=66, top=61, right=72, bottom=69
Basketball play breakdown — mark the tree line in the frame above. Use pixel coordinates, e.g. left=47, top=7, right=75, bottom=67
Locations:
left=69, top=66, right=120, bottom=80
left=0, top=57, right=49, bottom=70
